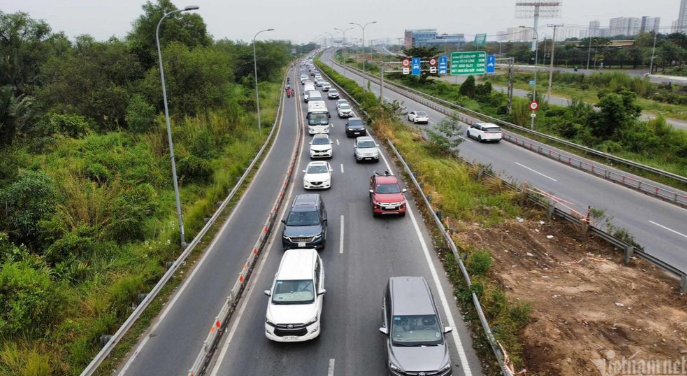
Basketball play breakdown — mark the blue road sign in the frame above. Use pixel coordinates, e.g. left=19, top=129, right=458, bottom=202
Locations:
left=486, top=55, right=496, bottom=73
left=412, top=57, right=421, bottom=76
left=438, top=56, right=448, bottom=75
left=529, top=80, right=536, bottom=86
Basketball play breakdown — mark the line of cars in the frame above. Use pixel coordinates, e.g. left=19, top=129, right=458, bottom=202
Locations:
left=263, top=56, right=454, bottom=375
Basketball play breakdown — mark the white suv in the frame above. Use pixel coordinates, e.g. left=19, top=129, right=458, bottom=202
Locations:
left=303, top=161, right=332, bottom=189
left=264, top=248, right=325, bottom=342
left=354, top=136, right=380, bottom=163
left=466, top=122, right=502, bottom=143
left=337, top=103, right=354, bottom=118
left=310, top=134, right=333, bottom=159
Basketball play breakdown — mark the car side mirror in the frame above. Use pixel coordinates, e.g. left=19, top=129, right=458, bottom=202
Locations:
left=330, top=141, right=333, bottom=144
left=309, top=141, right=312, bottom=145
left=402, top=188, right=407, bottom=193
left=281, top=219, right=286, bottom=224
left=318, top=289, right=326, bottom=295
left=369, top=189, right=374, bottom=193
left=443, top=326, right=453, bottom=334
left=379, top=327, right=389, bottom=335
left=264, top=290, right=272, bottom=296
left=376, top=144, right=379, bottom=147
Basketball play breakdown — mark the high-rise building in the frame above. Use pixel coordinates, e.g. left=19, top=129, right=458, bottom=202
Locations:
left=609, top=17, right=641, bottom=36
left=679, top=0, right=687, bottom=33
left=404, top=29, right=437, bottom=48
left=589, top=20, right=601, bottom=37
left=554, top=26, right=581, bottom=41
left=672, top=20, right=680, bottom=33
left=640, top=16, right=661, bottom=33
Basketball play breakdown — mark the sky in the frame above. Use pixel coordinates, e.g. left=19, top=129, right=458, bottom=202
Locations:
left=0, top=0, right=681, bottom=44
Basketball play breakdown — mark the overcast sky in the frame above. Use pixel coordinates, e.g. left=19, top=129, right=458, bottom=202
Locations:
left=0, top=0, right=681, bottom=43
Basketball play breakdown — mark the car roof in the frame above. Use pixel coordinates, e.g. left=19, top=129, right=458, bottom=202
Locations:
left=389, top=276, right=436, bottom=316
left=292, top=193, right=320, bottom=209
left=357, top=136, right=374, bottom=142
left=312, top=134, right=329, bottom=139
left=277, top=249, right=317, bottom=280
left=307, top=161, right=328, bottom=167
left=348, top=117, right=362, bottom=121
left=374, top=175, right=399, bottom=184
left=477, top=122, right=499, bottom=128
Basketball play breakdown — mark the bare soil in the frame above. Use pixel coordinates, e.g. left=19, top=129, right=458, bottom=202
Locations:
left=451, top=214, right=687, bottom=376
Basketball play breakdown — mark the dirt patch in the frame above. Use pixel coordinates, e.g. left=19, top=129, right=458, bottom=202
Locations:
left=451, top=215, right=687, bottom=376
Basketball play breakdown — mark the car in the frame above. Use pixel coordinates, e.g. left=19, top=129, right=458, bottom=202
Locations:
left=322, top=82, right=331, bottom=91
left=327, top=89, right=340, bottom=99
left=310, top=71, right=316, bottom=77
left=314, top=74, right=323, bottom=81
left=354, top=136, right=379, bottom=163
left=264, top=248, right=325, bottom=342
left=369, top=170, right=407, bottom=216
left=407, top=111, right=429, bottom=124
left=309, top=134, right=333, bottom=159
left=303, top=161, right=332, bottom=190
left=379, top=276, right=453, bottom=374
left=466, top=122, right=502, bottom=143
left=345, top=117, right=367, bottom=138
left=281, top=194, right=327, bottom=250
left=315, top=79, right=324, bottom=87
left=336, top=99, right=349, bottom=107
left=337, top=103, right=354, bottom=118
left=300, top=74, right=308, bottom=83
left=308, top=90, right=323, bottom=102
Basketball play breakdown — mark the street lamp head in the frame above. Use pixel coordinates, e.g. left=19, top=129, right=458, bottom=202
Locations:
left=183, top=5, right=199, bottom=11
left=519, top=25, right=527, bottom=29
left=371, top=21, right=377, bottom=24
left=267, top=28, right=274, bottom=31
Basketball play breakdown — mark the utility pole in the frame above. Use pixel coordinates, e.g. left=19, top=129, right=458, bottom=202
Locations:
left=649, top=31, right=658, bottom=75
left=586, top=35, right=593, bottom=70
left=546, top=24, right=563, bottom=103
left=508, top=57, right=514, bottom=114
left=380, top=63, right=384, bottom=102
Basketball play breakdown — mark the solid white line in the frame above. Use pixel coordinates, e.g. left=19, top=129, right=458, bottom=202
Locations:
left=514, top=162, right=558, bottom=182
left=649, top=221, right=687, bottom=239
left=210, top=81, right=307, bottom=376
left=340, top=164, right=344, bottom=174
left=378, top=152, right=472, bottom=376
left=117, top=74, right=289, bottom=376
left=339, top=215, right=344, bottom=254
left=327, top=359, right=335, bottom=376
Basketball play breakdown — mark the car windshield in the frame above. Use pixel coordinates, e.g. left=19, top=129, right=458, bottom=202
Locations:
left=307, top=165, right=329, bottom=174
left=271, top=279, right=315, bottom=304
left=391, top=315, right=443, bottom=346
left=309, top=113, right=329, bottom=125
left=376, top=183, right=401, bottom=194
left=484, top=126, right=501, bottom=132
left=312, top=137, right=329, bottom=145
left=286, top=210, right=320, bottom=226
left=330, top=90, right=338, bottom=94
left=348, top=119, right=364, bottom=126
left=340, top=104, right=351, bottom=110
left=416, top=111, right=428, bottom=117
left=357, top=140, right=376, bottom=149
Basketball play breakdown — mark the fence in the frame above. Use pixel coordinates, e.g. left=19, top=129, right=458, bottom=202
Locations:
left=186, top=70, right=303, bottom=376
left=334, top=60, right=687, bottom=209
left=79, top=70, right=290, bottom=376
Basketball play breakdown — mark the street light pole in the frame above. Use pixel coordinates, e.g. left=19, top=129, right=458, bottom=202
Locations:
left=334, top=27, right=353, bottom=77
left=649, top=31, right=658, bottom=75
left=546, top=24, right=563, bottom=103
left=350, top=21, right=377, bottom=86
left=252, top=28, right=274, bottom=134
left=156, top=5, right=199, bottom=248
left=324, top=32, right=335, bottom=68
left=520, top=26, right=539, bottom=130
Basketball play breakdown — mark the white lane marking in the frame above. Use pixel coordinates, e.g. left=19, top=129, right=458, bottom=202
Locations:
left=339, top=215, right=345, bottom=254
left=117, top=74, right=290, bottom=376
left=336, top=139, right=340, bottom=146
left=340, top=164, right=344, bottom=174
left=378, top=152, right=473, bottom=376
left=514, top=162, right=558, bottom=182
left=328, top=359, right=335, bottom=376
left=649, top=221, right=687, bottom=239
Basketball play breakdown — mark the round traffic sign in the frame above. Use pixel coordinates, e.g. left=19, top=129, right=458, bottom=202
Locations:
left=529, top=101, right=539, bottom=111
left=402, top=59, right=410, bottom=67
left=429, top=58, right=437, bottom=66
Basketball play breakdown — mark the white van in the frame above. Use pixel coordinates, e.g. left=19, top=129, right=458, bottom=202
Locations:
left=307, top=101, right=331, bottom=135
left=303, top=84, right=315, bottom=101
left=308, top=91, right=323, bottom=102
left=264, top=248, right=325, bottom=342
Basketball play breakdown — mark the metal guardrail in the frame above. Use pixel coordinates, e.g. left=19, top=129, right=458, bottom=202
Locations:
left=186, top=70, right=303, bottom=376
left=334, top=60, right=687, bottom=209
left=79, top=70, right=290, bottom=376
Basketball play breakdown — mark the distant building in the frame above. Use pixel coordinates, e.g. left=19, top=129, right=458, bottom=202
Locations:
left=421, top=33, right=466, bottom=48
left=680, top=0, right=687, bottom=33
left=672, top=20, right=680, bottom=33
left=609, top=17, right=641, bottom=36
left=555, top=26, right=581, bottom=41
left=505, top=27, right=533, bottom=42
left=404, top=29, right=437, bottom=48
left=640, top=16, right=661, bottom=33
left=589, top=20, right=601, bottom=37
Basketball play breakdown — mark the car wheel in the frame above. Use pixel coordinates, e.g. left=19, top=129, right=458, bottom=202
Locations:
left=478, top=135, right=482, bottom=142
left=400, top=211, right=406, bottom=217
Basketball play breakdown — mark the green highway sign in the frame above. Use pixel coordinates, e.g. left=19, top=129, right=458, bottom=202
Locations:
left=449, top=51, right=487, bottom=76
left=474, top=33, right=487, bottom=46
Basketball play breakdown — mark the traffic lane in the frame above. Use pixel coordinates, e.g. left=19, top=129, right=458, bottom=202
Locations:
left=116, top=69, right=300, bottom=376
left=327, top=55, right=687, bottom=268
left=212, top=88, right=481, bottom=375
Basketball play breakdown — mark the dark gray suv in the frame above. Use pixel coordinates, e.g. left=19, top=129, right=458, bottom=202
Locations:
left=281, top=194, right=327, bottom=250
left=379, top=276, right=453, bottom=375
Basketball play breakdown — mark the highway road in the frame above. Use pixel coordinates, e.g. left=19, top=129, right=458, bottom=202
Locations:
left=115, top=65, right=483, bottom=376
left=206, top=68, right=482, bottom=376
left=502, top=64, right=687, bottom=86
left=321, top=49, right=687, bottom=275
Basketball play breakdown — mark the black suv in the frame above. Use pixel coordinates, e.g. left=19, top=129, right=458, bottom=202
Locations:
left=345, top=117, right=367, bottom=138
left=282, top=194, right=328, bottom=250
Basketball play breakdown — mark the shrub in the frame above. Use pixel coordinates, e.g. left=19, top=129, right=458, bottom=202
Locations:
left=459, top=75, right=476, bottom=98
left=126, top=94, right=157, bottom=133
left=467, top=249, right=492, bottom=276
left=106, top=183, right=158, bottom=242
left=178, top=154, right=212, bottom=183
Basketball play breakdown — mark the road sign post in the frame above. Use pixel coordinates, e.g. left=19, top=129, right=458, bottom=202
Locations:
left=429, top=57, right=437, bottom=74
left=486, top=55, right=496, bottom=73
left=529, top=101, right=539, bottom=111
left=402, top=58, right=410, bottom=75
left=449, top=51, right=487, bottom=76
left=438, top=56, right=448, bottom=75
left=411, top=57, right=421, bottom=76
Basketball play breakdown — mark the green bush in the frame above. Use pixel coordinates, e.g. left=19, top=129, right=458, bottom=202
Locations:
left=126, top=94, right=157, bottom=133
left=106, top=183, right=158, bottom=242
left=178, top=154, right=212, bottom=183
left=467, top=249, right=493, bottom=276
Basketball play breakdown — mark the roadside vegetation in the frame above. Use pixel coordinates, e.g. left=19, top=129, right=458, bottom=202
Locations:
left=0, top=2, right=314, bottom=374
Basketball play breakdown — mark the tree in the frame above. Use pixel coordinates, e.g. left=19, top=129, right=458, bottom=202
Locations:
left=459, top=75, right=476, bottom=98
left=425, top=112, right=463, bottom=153
left=589, top=89, right=641, bottom=140
left=0, top=86, right=39, bottom=145
left=401, top=45, right=439, bottom=83
left=127, top=0, right=212, bottom=70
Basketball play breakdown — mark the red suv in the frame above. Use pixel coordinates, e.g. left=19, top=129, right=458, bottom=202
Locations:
left=369, top=171, right=407, bottom=217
